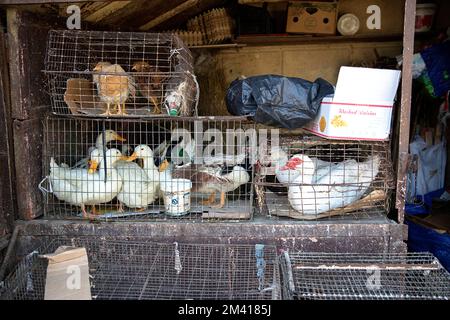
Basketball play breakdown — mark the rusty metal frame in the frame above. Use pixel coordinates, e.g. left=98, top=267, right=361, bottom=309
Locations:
left=395, top=0, right=416, bottom=224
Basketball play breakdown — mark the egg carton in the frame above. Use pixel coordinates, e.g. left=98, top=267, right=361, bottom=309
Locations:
left=166, top=29, right=205, bottom=47
left=187, top=7, right=234, bottom=45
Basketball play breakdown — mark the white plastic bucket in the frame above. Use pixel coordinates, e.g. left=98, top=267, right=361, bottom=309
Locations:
left=160, top=179, right=192, bottom=216
left=415, top=3, right=436, bottom=33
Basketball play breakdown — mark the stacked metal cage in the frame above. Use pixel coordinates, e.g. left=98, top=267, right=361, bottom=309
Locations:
left=280, top=252, right=450, bottom=300
left=255, top=135, right=395, bottom=220
left=40, top=29, right=257, bottom=221
left=44, top=30, right=198, bottom=117
left=0, top=238, right=281, bottom=300
left=41, top=116, right=256, bottom=221
left=2, top=237, right=450, bottom=300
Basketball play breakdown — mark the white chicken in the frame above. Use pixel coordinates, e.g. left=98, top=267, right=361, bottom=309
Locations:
left=287, top=154, right=380, bottom=215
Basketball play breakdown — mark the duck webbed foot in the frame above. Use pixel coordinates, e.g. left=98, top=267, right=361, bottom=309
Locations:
left=211, top=192, right=226, bottom=209
left=81, top=204, right=96, bottom=221
left=201, top=192, right=216, bottom=206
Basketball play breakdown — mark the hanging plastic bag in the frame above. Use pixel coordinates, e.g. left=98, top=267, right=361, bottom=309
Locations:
left=408, top=136, right=447, bottom=198
left=225, top=75, right=334, bottom=129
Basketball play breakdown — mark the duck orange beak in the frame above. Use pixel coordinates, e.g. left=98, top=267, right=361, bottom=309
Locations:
left=113, top=133, right=126, bottom=142
left=158, top=159, right=169, bottom=172
left=88, top=160, right=99, bottom=174
left=126, top=152, right=138, bottom=162
left=119, top=155, right=128, bottom=161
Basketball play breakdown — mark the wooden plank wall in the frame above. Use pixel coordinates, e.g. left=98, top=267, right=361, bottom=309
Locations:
left=6, top=9, right=63, bottom=220
left=0, top=25, right=15, bottom=239
left=196, top=41, right=403, bottom=115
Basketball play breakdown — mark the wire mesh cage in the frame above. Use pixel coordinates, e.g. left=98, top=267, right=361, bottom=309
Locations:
left=40, top=115, right=256, bottom=221
left=0, top=237, right=281, bottom=300
left=44, top=30, right=198, bottom=117
left=280, top=252, right=450, bottom=300
left=255, top=136, right=394, bottom=220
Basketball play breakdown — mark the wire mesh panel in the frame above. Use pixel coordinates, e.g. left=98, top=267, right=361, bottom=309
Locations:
left=280, top=252, right=450, bottom=300
left=255, top=136, right=394, bottom=220
left=44, top=30, right=198, bottom=117
left=0, top=238, right=281, bottom=300
left=41, top=115, right=256, bottom=221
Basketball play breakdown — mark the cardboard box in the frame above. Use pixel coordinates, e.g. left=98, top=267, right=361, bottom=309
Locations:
left=304, top=66, right=401, bottom=141
left=286, top=1, right=337, bottom=35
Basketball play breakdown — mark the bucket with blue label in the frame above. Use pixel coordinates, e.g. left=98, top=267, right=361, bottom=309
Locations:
left=160, top=179, right=192, bottom=216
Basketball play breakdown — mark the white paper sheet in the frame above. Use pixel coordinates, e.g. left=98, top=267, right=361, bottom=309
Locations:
left=333, top=66, right=401, bottom=104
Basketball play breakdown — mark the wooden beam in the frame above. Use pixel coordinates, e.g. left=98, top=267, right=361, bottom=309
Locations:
left=0, top=0, right=110, bottom=4
left=139, top=0, right=198, bottom=31
left=238, top=0, right=288, bottom=3
left=0, top=27, right=16, bottom=234
left=84, top=1, right=132, bottom=23
left=57, top=2, right=109, bottom=18
left=6, top=9, right=61, bottom=220
left=395, top=0, right=416, bottom=224
left=87, top=0, right=149, bottom=28
left=13, top=115, right=47, bottom=220
left=6, top=8, right=57, bottom=119
left=0, top=234, right=10, bottom=251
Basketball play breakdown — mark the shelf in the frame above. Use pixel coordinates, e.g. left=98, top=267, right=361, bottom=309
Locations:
left=236, top=33, right=404, bottom=45
left=186, top=34, right=405, bottom=50
left=188, top=43, right=246, bottom=49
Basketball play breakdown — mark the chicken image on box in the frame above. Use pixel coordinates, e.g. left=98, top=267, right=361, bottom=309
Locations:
left=304, top=66, right=401, bottom=141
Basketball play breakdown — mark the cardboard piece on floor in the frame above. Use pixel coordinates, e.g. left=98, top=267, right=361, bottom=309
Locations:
left=40, top=246, right=92, bottom=300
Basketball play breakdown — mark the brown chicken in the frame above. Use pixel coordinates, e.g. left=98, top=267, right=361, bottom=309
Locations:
left=132, top=61, right=165, bottom=114
left=93, top=62, right=134, bottom=115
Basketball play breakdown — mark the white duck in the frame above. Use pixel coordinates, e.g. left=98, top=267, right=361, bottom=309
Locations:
left=127, top=145, right=162, bottom=196
left=72, top=130, right=126, bottom=169
left=49, top=148, right=124, bottom=218
left=113, top=155, right=158, bottom=211
left=287, top=154, right=380, bottom=215
left=271, top=147, right=330, bottom=184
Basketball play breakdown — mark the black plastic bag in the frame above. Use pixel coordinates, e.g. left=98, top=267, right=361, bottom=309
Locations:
left=226, top=75, right=334, bottom=129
